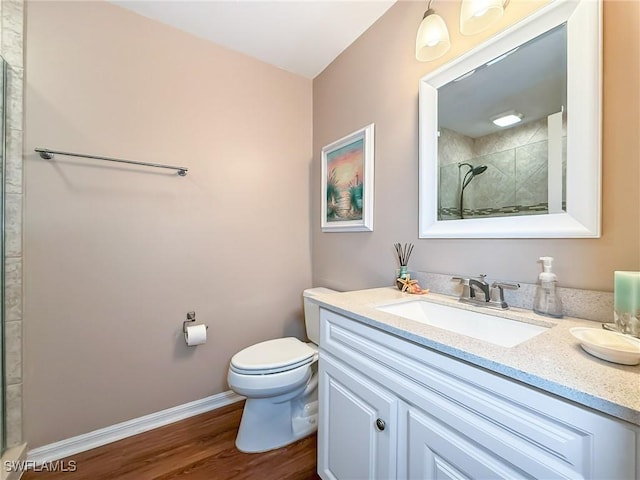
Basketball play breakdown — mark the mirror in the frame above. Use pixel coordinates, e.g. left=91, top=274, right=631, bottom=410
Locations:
left=419, top=0, right=601, bottom=238
left=438, top=25, right=567, bottom=221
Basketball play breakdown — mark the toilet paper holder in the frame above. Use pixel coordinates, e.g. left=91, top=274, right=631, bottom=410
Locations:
left=183, top=311, right=208, bottom=333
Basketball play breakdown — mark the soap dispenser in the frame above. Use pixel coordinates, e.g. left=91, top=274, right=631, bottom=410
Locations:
left=533, top=257, right=563, bottom=318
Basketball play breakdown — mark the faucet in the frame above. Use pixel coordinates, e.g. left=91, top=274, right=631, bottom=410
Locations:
left=469, top=274, right=490, bottom=302
left=490, top=281, right=521, bottom=309
left=452, top=274, right=520, bottom=310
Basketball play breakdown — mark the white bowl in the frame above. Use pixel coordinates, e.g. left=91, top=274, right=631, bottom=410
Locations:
left=570, top=327, right=640, bottom=365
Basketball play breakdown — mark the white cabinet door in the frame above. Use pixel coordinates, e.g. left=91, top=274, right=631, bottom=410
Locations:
left=318, top=353, right=398, bottom=480
left=320, top=308, right=639, bottom=480
left=402, top=405, right=527, bottom=480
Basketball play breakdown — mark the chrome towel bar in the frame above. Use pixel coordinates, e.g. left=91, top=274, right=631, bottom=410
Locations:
left=35, top=148, right=188, bottom=176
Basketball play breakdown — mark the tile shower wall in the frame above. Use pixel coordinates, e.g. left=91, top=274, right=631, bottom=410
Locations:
left=1, top=0, right=23, bottom=448
left=439, top=118, right=566, bottom=219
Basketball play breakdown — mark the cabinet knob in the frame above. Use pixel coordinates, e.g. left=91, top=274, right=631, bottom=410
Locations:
left=375, top=418, right=386, bottom=431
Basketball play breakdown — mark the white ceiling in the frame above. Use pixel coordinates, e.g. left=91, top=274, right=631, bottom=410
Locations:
left=438, top=25, right=567, bottom=138
left=111, top=0, right=397, bottom=79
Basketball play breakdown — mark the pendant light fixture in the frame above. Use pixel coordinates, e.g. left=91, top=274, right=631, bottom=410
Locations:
left=415, top=0, right=451, bottom=62
left=460, top=0, right=508, bottom=36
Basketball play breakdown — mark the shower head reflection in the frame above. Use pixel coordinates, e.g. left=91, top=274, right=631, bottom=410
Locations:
left=458, top=163, right=488, bottom=218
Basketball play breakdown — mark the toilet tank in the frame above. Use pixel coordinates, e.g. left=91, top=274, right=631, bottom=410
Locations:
left=303, top=287, right=337, bottom=345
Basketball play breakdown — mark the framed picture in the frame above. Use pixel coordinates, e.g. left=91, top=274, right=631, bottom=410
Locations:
left=321, top=124, right=375, bottom=232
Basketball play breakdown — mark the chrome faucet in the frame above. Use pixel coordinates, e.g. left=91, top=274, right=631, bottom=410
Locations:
left=452, top=274, right=520, bottom=310
left=469, top=274, right=490, bottom=302
left=490, top=281, right=521, bottom=309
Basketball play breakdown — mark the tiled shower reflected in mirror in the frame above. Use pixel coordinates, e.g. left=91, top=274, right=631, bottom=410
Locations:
left=438, top=118, right=567, bottom=220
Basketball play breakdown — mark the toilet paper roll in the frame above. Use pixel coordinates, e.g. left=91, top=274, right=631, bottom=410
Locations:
left=184, top=323, right=207, bottom=346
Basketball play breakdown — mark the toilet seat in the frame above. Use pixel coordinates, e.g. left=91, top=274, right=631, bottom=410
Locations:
left=230, top=337, right=317, bottom=375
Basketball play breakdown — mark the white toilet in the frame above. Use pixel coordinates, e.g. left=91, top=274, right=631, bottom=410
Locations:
left=227, top=287, right=336, bottom=453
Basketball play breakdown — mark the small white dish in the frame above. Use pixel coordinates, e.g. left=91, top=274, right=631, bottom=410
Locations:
left=570, top=327, right=640, bottom=365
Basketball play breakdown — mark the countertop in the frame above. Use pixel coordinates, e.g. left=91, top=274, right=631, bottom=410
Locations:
left=313, top=287, right=640, bottom=426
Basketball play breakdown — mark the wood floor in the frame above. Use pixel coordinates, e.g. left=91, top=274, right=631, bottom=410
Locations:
left=23, top=401, right=321, bottom=480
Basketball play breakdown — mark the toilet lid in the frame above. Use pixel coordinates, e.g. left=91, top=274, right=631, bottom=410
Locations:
left=231, top=337, right=316, bottom=374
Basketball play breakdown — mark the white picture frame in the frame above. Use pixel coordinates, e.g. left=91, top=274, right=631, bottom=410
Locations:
left=321, top=124, right=375, bottom=232
left=418, top=0, right=601, bottom=238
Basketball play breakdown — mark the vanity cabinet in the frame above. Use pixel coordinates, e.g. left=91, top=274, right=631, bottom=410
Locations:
left=319, top=354, right=398, bottom=479
left=317, top=308, right=639, bottom=480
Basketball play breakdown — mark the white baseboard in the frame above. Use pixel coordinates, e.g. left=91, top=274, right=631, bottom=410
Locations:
left=28, top=391, right=244, bottom=465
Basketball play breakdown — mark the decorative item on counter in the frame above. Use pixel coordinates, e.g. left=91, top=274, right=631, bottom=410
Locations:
left=394, top=242, right=414, bottom=279
left=396, top=274, right=429, bottom=295
left=393, top=243, right=428, bottom=294
left=612, top=271, right=640, bottom=338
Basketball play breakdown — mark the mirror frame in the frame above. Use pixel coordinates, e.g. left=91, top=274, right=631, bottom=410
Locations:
left=419, top=0, right=601, bottom=238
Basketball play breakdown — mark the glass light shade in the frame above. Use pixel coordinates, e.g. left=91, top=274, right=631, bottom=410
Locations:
left=460, top=0, right=505, bottom=36
left=415, top=11, right=451, bottom=62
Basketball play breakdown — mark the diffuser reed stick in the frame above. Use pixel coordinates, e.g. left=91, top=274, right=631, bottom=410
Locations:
left=394, top=242, right=414, bottom=267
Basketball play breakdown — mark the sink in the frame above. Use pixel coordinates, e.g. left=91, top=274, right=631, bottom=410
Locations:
left=376, top=300, right=550, bottom=347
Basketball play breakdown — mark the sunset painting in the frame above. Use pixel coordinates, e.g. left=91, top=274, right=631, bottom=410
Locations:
left=321, top=124, right=374, bottom=232
left=326, top=139, right=364, bottom=223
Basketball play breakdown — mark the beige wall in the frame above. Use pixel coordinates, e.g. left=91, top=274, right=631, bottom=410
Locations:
left=24, top=1, right=312, bottom=447
left=312, top=0, right=640, bottom=293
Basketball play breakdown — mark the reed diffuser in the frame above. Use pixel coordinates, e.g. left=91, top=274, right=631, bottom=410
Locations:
left=394, top=242, right=414, bottom=280
left=393, top=242, right=427, bottom=294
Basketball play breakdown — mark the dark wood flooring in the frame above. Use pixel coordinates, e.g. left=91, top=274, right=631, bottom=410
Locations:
left=23, top=401, right=321, bottom=480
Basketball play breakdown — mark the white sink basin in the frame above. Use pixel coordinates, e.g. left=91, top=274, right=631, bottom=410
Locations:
left=376, top=300, right=550, bottom=348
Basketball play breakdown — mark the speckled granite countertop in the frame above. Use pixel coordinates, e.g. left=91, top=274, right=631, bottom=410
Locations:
left=313, top=287, right=640, bottom=426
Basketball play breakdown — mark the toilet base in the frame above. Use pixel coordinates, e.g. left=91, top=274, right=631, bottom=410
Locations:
left=235, top=387, right=318, bottom=453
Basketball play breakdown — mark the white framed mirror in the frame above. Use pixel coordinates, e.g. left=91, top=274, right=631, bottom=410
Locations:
left=419, top=0, right=601, bottom=238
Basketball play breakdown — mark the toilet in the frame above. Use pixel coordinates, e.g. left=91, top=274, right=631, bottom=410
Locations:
left=227, top=287, right=336, bottom=453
